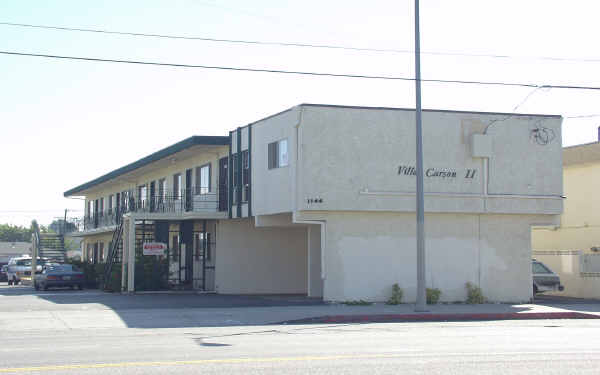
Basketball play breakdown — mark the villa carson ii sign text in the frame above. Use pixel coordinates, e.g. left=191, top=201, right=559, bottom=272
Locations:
left=397, top=165, right=477, bottom=179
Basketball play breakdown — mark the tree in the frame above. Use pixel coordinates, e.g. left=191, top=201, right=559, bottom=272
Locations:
left=0, top=224, right=32, bottom=242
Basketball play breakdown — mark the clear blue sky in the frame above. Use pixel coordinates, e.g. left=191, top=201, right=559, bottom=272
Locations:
left=1, top=0, right=599, bottom=226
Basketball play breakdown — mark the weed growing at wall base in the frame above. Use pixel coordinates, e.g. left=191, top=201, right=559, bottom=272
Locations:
left=342, top=300, right=373, bottom=306
left=386, top=283, right=404, bottom=305
left=426, top=288, right=441, bottom=304
left=466, top=282, right=486, bottom=304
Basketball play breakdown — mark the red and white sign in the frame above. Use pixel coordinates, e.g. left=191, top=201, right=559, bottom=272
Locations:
left=143, top=242, right=167, bottom=256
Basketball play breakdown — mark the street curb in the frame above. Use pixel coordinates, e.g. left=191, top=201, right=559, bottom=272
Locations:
left=277, top=312, right=600, bottom=325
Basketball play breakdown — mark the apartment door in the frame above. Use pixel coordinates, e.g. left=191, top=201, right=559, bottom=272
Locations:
left=218, top=157, right=228, bottom=211
left=94, top=200, right=99, bottom=228
left=149, top=181, right=156, bottom=212
left=185, top=169, right=193, bottom=212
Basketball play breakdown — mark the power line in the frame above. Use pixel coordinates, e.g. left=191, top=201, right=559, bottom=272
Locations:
left=2, top=21, right=600, bottom=64
left=2, top=50, right=600, bottom=91
left=566, top=114, right=600, bottom=119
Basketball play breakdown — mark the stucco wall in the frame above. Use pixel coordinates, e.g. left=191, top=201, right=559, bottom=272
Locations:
left=297, top=211, right=538, bottom=303
left=252, top=108, right=300, bottom=216
left=296, top=105, right=562, bottom=215
left=215, top=217, right=307, bottom=294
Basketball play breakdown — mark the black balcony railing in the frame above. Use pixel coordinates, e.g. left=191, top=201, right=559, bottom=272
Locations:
left=81, top=187, right=224, bottom=231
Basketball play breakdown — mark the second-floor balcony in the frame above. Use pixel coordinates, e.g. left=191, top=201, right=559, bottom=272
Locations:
left=82, top=187, right=226, bottom=231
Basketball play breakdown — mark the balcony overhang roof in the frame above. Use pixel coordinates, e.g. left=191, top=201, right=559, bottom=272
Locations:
left=64, top=136, right=229, bottom=197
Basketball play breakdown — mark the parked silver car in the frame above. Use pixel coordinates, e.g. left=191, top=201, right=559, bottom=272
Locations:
left=532, top=259, right=564, bottom=294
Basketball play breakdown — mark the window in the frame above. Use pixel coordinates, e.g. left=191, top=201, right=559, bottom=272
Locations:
left=86, top=200, right=92, bottom=218
left=268, top=139, right=288, bottom=169
left=173, top=174, right=181, bottom=200
left=532, top=262, right=552, bottom=274
left=138, top=185, right=147, bottom=209
left=99, top=197, right=104, bottom=216
left=242, top=150, right=249, bottom=202
left=195, top=164, right=211, bottom=195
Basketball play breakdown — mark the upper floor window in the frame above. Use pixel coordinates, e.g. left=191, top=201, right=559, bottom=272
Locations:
left=138, top=185, right=147, bottom=209
left=108, top=195, right=113, bottom=214
left=195, top=164, right=211, bottom=195
left=268, top=139, right=288, bottom=169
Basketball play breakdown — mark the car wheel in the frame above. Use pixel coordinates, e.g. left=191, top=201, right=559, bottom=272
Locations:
left=8, top=279, right=12, bottom=286
left=77, top=284, right=83, bottom=290
left=34, top=282, right=39, bottom=290
left=42, top=284, right=49, bottom=291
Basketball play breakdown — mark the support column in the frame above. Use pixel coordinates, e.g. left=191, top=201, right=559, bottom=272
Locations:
left=307, top=225, right=323, bottom=297
left=127, top=217, right=136, bottom=292
left=121, top=219, right=128, bottom=293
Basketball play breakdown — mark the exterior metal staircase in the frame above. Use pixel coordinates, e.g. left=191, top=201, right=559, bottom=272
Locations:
left=102, top=220, right=123, bottom=290
left=38, top=234, right=66, bottom=263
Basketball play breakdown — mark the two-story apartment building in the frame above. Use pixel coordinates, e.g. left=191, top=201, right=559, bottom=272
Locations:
left=65, top=104, right=563, bottom=302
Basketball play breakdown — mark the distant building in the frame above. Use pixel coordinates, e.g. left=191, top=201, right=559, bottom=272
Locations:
left=533, top=134, right=600, bottom=298
left=0, top=242, right=31, bottom=263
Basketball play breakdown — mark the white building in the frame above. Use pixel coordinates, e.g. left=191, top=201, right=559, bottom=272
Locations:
left=65, top=104, right=563, bottom=302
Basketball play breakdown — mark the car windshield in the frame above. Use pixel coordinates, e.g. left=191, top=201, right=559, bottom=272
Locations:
left=15, top=259, right=47, bottom=266
left=532, top=262, right=552, bottom=274
left=46, top=265, right=79, bottom=273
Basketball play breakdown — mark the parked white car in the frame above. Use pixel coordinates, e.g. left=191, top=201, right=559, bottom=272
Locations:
left=6, top=256, right=47, bottom=285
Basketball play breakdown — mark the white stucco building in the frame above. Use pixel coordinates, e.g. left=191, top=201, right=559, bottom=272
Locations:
left=65, top=104, right=563, bottom=303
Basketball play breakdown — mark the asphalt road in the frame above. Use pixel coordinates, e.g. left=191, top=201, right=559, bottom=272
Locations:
left=2, top=284, right=600, bottom=374
left=2, top=320, right=600, bottom=374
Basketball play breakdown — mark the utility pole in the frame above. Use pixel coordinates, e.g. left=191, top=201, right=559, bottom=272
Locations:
left=63, top=209, right=68, bottom=235
left=414, top=0, right=427, bottom=312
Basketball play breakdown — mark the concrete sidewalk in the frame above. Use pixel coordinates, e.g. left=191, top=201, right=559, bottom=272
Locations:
left=2, top=285, right=600, bottom=331
left=2, top=301, right=600, bottom=332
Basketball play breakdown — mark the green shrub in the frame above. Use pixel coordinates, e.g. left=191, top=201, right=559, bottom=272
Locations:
left=465, top=282, right=486, bottom=304
left=342, top=300, right=373, bottom=306
left=426, top=288, right=441, bottom=304
left=386, top=283, right=403, bottom=305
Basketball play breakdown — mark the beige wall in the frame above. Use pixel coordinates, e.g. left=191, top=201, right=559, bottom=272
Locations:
left=533, top=251, right=600, bottom=299
left=215, top=218, right=308, bottom=294
left=81, top=233, right=113, bottom=262
left=533, top=162, right=600, bottom=252
left=297, top=211, right=541, bottom=303
left=82, top=145, right=228, bottom=213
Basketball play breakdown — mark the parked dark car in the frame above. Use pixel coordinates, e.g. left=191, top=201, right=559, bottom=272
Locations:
left=0, top=263, right=7, bottom=282
left=34, top=264, right=84, bottom=291
left=532, top=259, right=564, bottom=294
